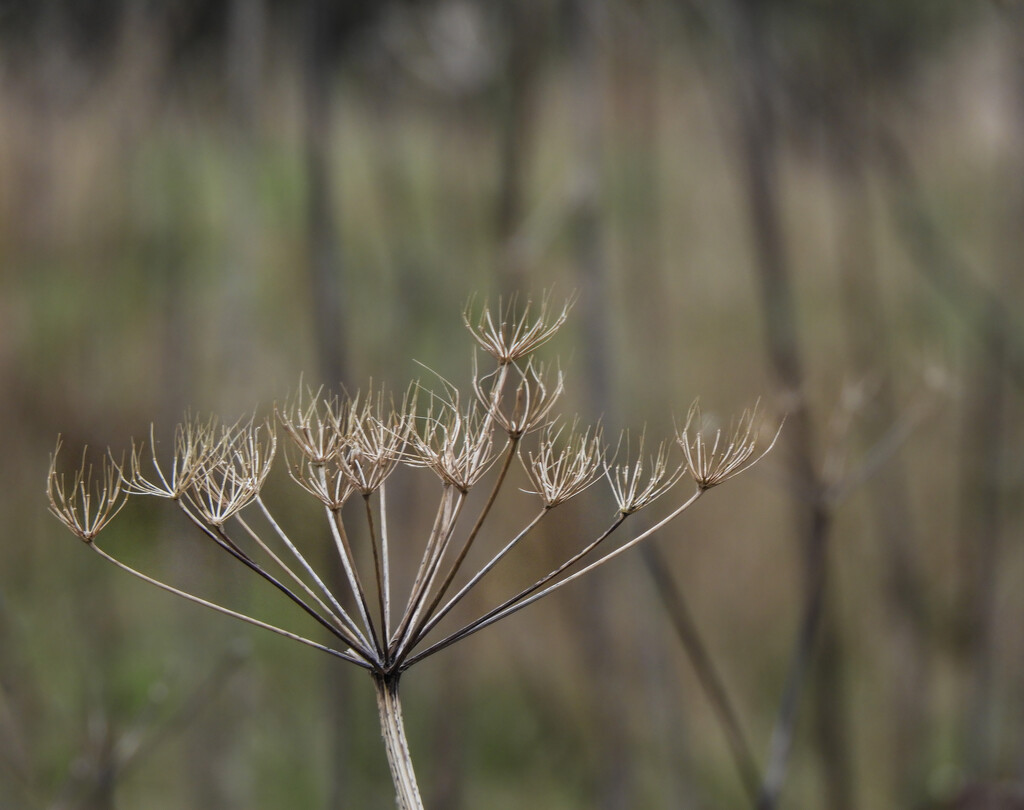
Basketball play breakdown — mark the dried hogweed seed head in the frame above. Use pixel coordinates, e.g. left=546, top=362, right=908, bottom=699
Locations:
left=676, top=400, right=781, bottom=490
left=406, top=388, right=502, bottom=492
left=188, top=417, right=276, bottom=525
left=47, top=439, right=128, bottom=542
left=286, top=447, right=357, bottom=510
left=521, top=418, right=604, bottom=507
left=474, top=357, right=564, bottom=439
left=127, top=414, right=220, bottom=499
left=332, top=383, right=417, bottom=495
left=604, top=429, right=686, bottom=514
left=277, top=385, right=344, bottom=465
left=463, top=292, right=576, bottom=365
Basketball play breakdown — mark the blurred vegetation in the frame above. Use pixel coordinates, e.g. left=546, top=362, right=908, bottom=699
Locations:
left=3, top=0, right=1024, bottom=808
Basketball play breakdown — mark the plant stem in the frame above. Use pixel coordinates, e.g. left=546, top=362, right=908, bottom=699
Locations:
left=372, top=674, right=424, bottom=810
left=89, top=544, right=372, bottom=668
left=641, top=542, right=761, bottom=806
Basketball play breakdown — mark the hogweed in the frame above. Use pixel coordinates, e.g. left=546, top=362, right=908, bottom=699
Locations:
left=46, top=295, right=777, bottom=810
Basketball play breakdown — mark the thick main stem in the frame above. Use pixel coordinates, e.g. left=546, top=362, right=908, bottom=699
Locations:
left=373, top=674, right=425, bottom=810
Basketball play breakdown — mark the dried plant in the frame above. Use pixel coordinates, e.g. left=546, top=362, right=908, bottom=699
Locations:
left=463, top=291, right=575, bottom=364
left=677, top=400, right=782, bottom=490
left=46, top=295, right=777, bottom=810
left=47, top=442, right=128, bottom=542
left=605, top=429, right=686, bottom=514
left=473, top=357, right=565, bottom=439
left=521, top=418, right=604, bottom=507
left=276, top=385, right=343, bottom=465
left=186, top=418, right=276, bottom=526
left=127, top=415, right=221, bottom=499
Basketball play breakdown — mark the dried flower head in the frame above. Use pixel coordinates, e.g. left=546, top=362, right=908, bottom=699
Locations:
left=287, top=450, right=357, bottom=510
left=463, top=292, right=575, bottom=365
left=407, top=389, right=501, bottom=492
left=474, top=358, right=564, bottom=439
left=188, top=418, right=276, bottom=525
left=127, top=414, right=221, bottom=499
left=604, top=429, right=685, bottom=514
left=47, top=440, right=128, bottom=542
left=676, top=400, right=781, bottom=490
left=277, top=386, right=343, bottom=465
left=332, top=384, right=417, bottom=495
left=521, top=419, right=604, bottom=507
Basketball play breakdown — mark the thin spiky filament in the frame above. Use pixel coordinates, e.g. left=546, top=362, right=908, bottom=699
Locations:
left=332, top=384, right=417, bottom=495
left=276, top=385, right=343, bottom=465
left=285, top=445, right=357, bottom=510
left=406, top=389, right=503, bottom=492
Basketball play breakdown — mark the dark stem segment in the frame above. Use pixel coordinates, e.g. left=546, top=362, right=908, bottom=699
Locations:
left=364, top=493, right=389, bottom=645
left=372, top=674, right=425, bottom=810
left=214, top=523, right=361, bottom=649
left=641, top=542, right=762, bottom=807
left=408, top=507, right=550, bottom=650
left=330, top=508, right=384, bottom=659
left=391, top=489, right=468, bottom=658
left=89, top=543, right=371, bottom=668
left=389, top=486, right=459, bottom=655
left=757, top=502, right=830, bottom=810
left=176, top=502, right=367, bottom=656
left=729, top=3, right=840, bottom=805
left=400, top=513, right=628, bottom=669
left=401, top=437, right=521, bottom=653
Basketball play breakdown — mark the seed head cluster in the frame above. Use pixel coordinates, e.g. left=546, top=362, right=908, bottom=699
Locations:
left=46, top=295, right=778, bottom=677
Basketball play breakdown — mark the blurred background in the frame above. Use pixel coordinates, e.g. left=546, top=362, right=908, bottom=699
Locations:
left=3, top=0, right=1024, bottom=808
